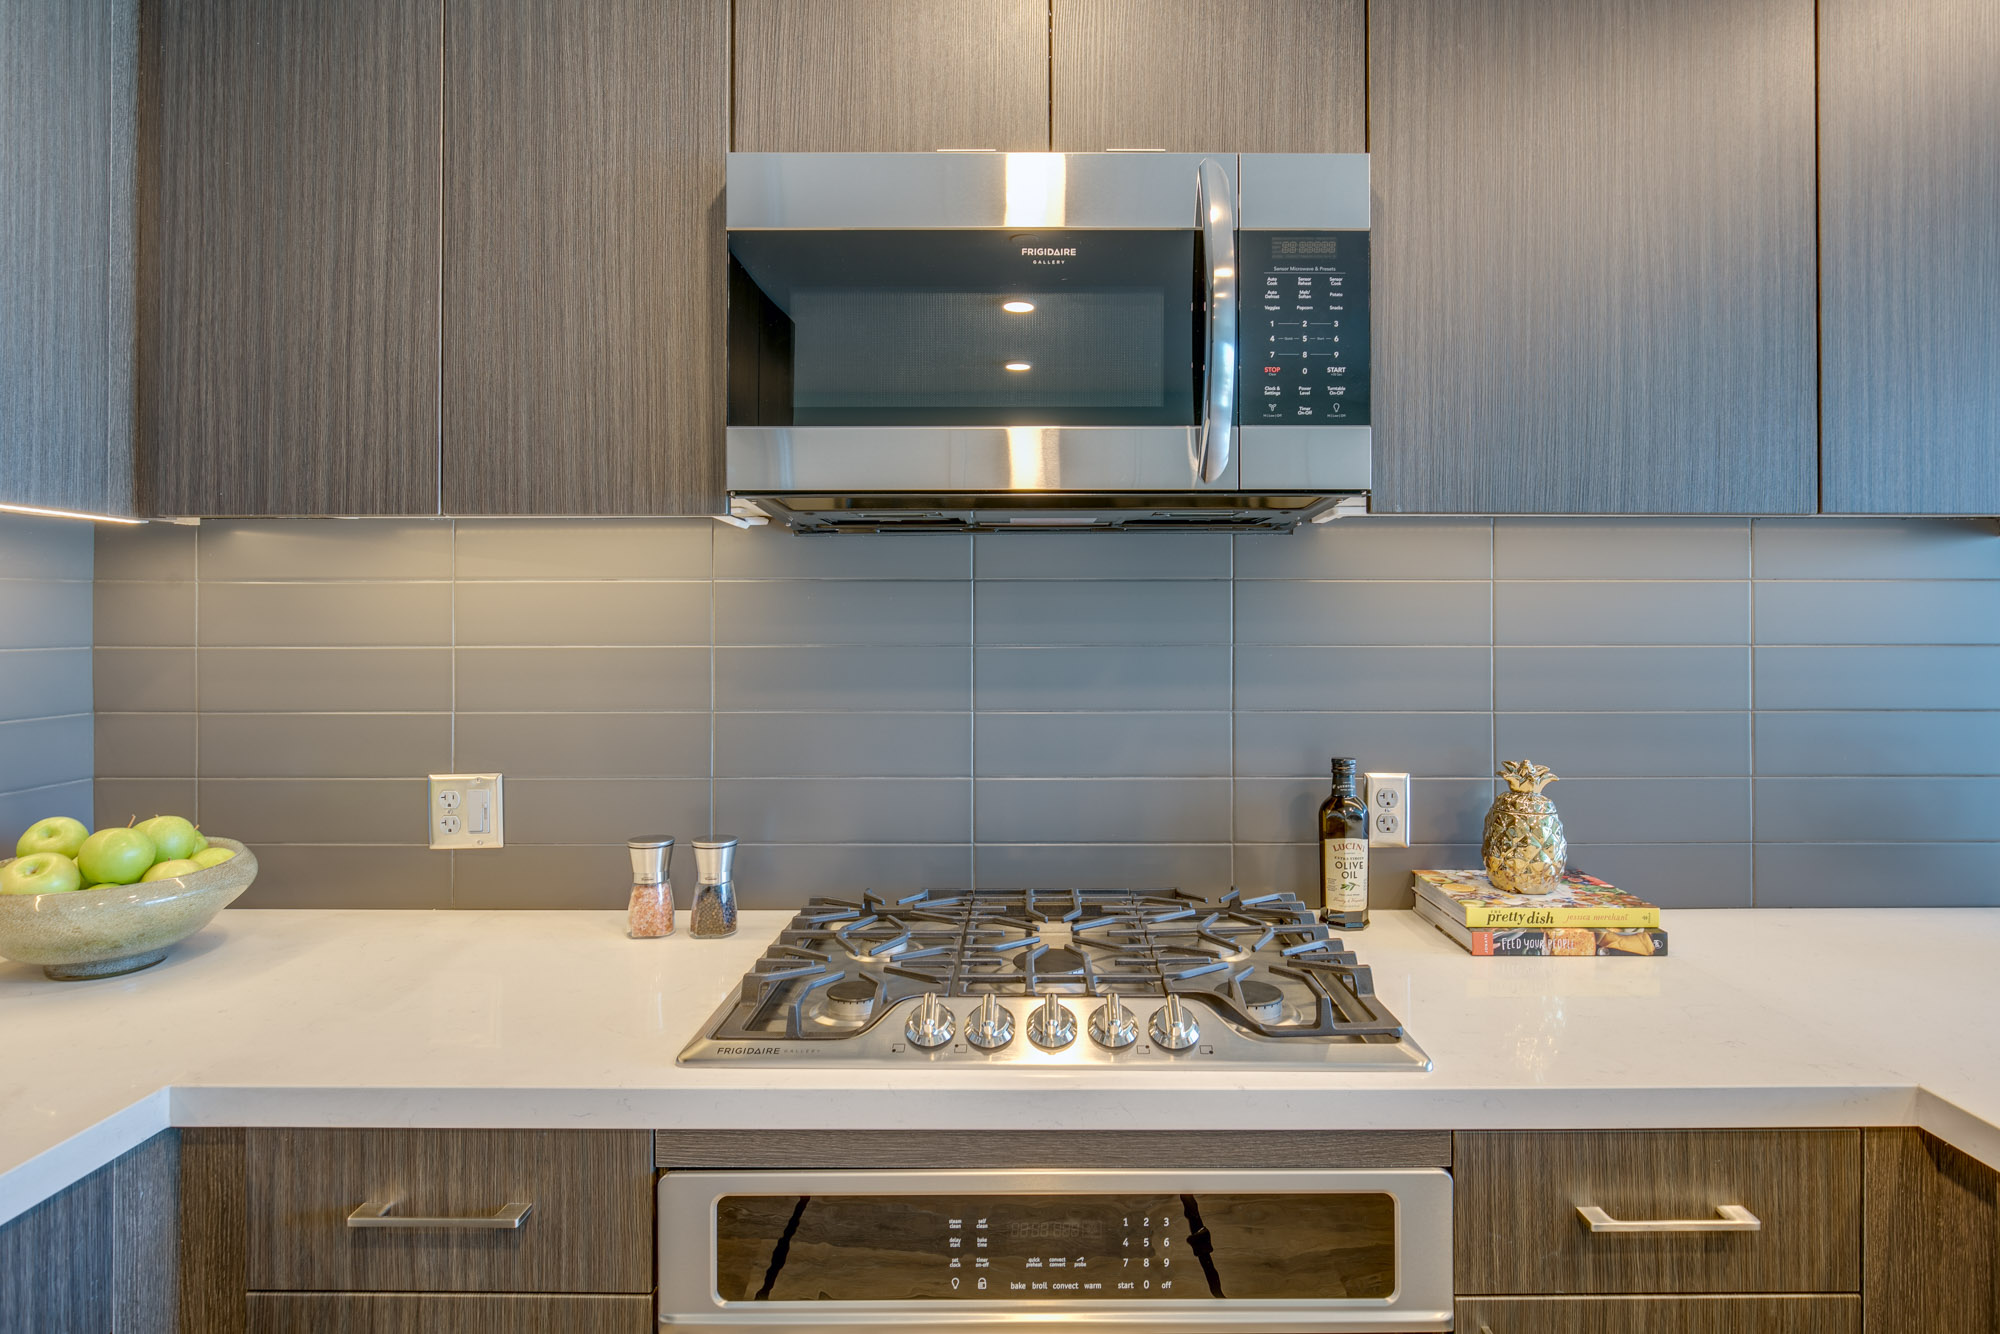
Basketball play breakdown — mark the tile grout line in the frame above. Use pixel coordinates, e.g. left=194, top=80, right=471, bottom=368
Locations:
left=1228, top=533, right=1237, bottom=892
left=716, top=520, right=724, bottom=856
left=192, top=526, right=201, bottom=831
left=968, top=535, right=978, bottom=889
left=1748, top=518, right=1758, bottom=906
left=448, top=518, right=457, bottom=905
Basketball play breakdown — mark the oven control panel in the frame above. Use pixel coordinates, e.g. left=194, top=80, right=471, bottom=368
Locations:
left=1239, top=230, right=1371, bottom=427
left=660, top=1168, right=1454, bottom=1330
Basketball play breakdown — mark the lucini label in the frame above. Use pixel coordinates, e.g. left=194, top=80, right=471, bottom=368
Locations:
left=1322, top=837, right=1368, bottom=913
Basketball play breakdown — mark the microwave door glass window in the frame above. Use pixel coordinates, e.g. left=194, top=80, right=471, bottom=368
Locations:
left=727, top=231, right=1199, bottom=427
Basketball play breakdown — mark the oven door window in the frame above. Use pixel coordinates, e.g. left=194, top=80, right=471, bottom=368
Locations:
left=713, top=1192, right=1396, bottom=1302
left=728, top=230, right=1200, bottom=427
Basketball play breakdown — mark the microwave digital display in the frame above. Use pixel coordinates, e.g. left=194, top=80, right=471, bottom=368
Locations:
left=713, top=1191, right=1396, bottom=1303
left=1239, top=230, right=1371, bottom=427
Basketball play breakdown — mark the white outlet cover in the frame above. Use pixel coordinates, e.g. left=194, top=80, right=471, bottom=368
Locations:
left=428, top=774, right=503, bottom=850
left=1364, top=771, right=1411, bottom=849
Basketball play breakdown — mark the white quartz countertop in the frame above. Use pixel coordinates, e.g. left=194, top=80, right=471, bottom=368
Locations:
left=3, top=906, right=1994, bottom=1227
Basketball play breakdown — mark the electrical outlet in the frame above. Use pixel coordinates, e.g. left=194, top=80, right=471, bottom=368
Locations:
left=429, top=774, right=503, bottom=850
left=1364, top=772, right=1411, bottom=848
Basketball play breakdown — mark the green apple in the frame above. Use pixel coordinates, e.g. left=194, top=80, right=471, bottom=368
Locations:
left=135, top=815, right=203, bottom=861
left=0, top=852, right=83, bottom=896
left=15, top=816, right=88, bottom=859
left=140, top=858, right=203, bottom=883
left=75, top=827, right=157, bottom=886
left=187, top=829, right=210, bottom=855
left=190, top=846, right=235, bottom=869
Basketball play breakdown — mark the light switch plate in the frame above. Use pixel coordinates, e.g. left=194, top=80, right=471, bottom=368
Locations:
left=429, top=773, right=503, bottom=850
left=1364, top=772, right=1410, bottom=848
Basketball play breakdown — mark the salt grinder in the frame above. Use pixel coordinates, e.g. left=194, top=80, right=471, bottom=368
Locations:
left=689, top=835, right=739, bottom=938
left=626, top=835, right=675, bottom=938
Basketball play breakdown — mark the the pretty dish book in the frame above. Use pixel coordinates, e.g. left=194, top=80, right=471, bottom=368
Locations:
left=1412, top=892, right=1669, bottom=957
left=1412, top=868, right=1661, bottom=929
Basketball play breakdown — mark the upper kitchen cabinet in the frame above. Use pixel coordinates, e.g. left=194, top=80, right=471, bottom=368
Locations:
left=733, top=0, right=1048, bottom=152
left=138, top=0, right=442, bottom=516
left=1819, top=0, right=2000, bottom=515
left=1368, top=0, right=1818, bottom=515
left=0, top=0, right=134, bottom=517
left=442, top=0, right=727, bottom=515
left=1051, top=0, right=1364, bottom=152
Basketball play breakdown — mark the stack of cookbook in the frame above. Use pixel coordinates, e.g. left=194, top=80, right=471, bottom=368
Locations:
left=1411, top=869, right=1666, bottom=958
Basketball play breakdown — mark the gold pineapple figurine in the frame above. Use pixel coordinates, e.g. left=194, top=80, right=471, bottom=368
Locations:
left=1482, top=760, right=1568, bottom=894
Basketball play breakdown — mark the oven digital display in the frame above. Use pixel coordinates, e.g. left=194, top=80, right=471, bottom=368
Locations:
left=714, top=1192, right=1395, bottom=1302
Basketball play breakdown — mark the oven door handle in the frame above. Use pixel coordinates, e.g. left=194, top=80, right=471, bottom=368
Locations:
left=1195, top=156, right=1237, bottom=485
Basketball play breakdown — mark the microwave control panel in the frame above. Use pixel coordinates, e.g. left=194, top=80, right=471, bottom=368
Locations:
left=1238, top=231, right=1371, bottom=427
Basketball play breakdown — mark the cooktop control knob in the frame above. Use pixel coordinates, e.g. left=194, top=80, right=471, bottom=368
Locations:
left=1150, top=995, right=1200, bottom=1052
left=1027, top=995, right=1077, bottom=1050
left=1088, top=992, right=1140, bottom=1050
left=904, top=994, right=955, bottom=1049
left=964, top=994, right=1015, bottom=1050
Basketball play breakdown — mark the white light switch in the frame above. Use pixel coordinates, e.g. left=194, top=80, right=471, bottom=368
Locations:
left=429, top=774, right=503, bottom=850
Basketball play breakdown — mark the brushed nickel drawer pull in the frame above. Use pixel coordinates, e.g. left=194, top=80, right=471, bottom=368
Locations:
left=1576, top=1203, right=1761, bottom=1233
left=347, top=1200, right=533, bottom=1229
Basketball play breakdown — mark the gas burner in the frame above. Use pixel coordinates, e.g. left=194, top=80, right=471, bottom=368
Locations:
left=823, top=977, right=876, bottom=1020
left=1020, top=946, right=1085, bottom=975
left=680, top=888, right=1428, bottom=1070
left=1237, top=979, right=1286, bottom=1022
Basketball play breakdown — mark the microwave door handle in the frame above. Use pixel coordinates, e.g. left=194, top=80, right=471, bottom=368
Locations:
left=1195, top=157, right=1237, bottom=484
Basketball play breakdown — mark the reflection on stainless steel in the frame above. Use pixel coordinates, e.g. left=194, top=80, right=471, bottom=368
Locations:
left=677, top=888, right=1428, bottom=1070
left=1196, top=157, right=1237, bottom=484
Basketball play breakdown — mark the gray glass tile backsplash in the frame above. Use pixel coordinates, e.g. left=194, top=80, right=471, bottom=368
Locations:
left=0, top=514, right=94, bottom=839
left=86, top=515, right=2000, bottom=911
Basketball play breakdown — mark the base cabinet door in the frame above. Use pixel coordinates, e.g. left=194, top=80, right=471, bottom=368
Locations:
left=1458, top=1295, right=1860, bottom=1334
left=249, top=1294, right=653, bottom=1334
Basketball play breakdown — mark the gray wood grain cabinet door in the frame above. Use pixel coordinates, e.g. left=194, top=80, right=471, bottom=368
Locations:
left=1820, top=0, right=2000, bottom=515
left=138, top=0, right=442, bottom=516
left=0, top=1164, right=112, bottom=1334
left=733, top=0, right=1049, bottom=152
left=0, top=0, right=134, bottom=516
left=442, top=0, right=727, bottom=516
left=1051, top=0, right=1364, bottom=153
left=1368, top=0, right=1819, bottom=515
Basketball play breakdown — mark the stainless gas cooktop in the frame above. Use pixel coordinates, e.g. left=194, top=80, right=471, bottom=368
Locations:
left=678, top=888, right=1429, bottom=1070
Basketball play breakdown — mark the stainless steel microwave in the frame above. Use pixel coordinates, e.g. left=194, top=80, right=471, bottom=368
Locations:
left=724, top=152, right=1372, bottom=533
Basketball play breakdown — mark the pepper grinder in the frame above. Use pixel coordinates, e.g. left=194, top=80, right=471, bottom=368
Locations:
left=689, top=835, right=739, bottom=938
left=626, top=835, right=675, bottom=938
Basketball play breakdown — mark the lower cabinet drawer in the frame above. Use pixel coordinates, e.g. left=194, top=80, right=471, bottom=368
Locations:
left=248, top=1294, right=653, bottom=1333
left=244, top=1129, right=654, bottom=1294
left=1458, top=1295, right=1861, bottom=1333
left=1455, top=1130, right=1862, bottom=1295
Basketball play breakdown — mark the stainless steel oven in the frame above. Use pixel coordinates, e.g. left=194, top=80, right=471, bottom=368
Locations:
left=658, top=1168, right=1452, bottom=1331
left=724, top=152, right=1372, bottom=532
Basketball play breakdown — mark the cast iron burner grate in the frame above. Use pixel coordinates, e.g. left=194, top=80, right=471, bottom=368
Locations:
left=698, top=887, right=1411, bottom=1052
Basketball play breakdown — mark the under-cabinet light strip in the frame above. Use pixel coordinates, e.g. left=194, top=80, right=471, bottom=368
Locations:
left=0, top=503, right=146, bottom=525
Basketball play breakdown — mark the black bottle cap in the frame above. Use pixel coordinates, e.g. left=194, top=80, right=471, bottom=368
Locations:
left=1331, top=757, right=1358, bottom=776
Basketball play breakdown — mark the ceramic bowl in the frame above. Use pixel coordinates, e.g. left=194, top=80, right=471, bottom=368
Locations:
left=0, top=838, right=257, bottom=980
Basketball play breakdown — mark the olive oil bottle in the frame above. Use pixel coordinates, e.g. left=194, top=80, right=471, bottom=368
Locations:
left=1318, top=757, right=1369, bottom=929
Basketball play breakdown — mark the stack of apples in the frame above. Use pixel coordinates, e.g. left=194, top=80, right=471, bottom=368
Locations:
left=2, top=815, right=237, bottom=897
